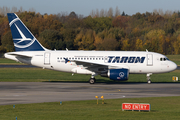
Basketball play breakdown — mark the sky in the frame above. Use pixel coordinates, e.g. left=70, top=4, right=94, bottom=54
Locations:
left=1, top=0, right=180, bottom=16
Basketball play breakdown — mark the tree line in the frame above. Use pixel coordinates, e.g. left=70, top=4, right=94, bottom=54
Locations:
left=0, top=7, right=180, bottom=55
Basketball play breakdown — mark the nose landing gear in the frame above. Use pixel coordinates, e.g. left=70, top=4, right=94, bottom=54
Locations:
left=147, top=73, right=152, bottom=84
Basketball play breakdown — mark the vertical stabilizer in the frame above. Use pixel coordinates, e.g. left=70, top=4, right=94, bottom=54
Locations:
left=7, top=13, right=45, bottom=51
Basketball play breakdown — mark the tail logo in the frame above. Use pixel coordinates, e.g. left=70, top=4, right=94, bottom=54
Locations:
left=13, top=23, right=35, bottom=48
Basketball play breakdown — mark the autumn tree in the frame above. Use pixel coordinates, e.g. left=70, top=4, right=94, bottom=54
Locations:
left=38, top=29, right=64, bottom=50
left=121, top=38, right=131, bottom=51
left=74, top=29, right=95, bottom=50
left=145, top=29, right=165, bottom=53
left=1, top=31, right=14, bottom=52
left=1, top=8, right=180, bottom=54
left=94, top=36, right=103, bottom=50
left=62, top=28, right=79, bottom=50
left=83, top=16, right=112, bottom=32
left=112, top=16, right=130, bottom=29
left=136, top=38, right=144, bottom=51
left=94, top=29, right=121, bottom=50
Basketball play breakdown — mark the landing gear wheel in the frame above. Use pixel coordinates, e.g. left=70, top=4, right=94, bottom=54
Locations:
left=147, top=73, right=152, bottom=84
left=89, top=78, right=96, bottom=84
left=148, top=80, right=151, bottom=84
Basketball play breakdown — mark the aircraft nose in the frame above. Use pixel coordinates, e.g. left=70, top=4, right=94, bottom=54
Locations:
left=170, top=62, right=177, bottom=71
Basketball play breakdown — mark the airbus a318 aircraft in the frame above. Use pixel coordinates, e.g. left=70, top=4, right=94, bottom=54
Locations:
left=5, top=13, right=177, bottom=84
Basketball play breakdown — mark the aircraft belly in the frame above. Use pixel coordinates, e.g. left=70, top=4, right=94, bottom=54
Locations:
left=52, top=62, right=75, bottom=72
left=129, top=65, right=145, bottom=73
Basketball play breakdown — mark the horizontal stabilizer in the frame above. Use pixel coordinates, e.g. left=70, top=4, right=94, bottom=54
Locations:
left=4, top=52, right=33, bottom=58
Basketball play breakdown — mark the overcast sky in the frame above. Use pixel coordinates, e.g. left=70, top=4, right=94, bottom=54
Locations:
left=1, top=0, right=180, bottom=16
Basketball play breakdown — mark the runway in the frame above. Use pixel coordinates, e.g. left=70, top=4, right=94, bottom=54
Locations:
left=0, top=82, right=180, bottom=105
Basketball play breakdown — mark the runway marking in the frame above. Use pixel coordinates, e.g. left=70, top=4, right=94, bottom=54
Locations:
left=101, top=89, right=122, bottom=93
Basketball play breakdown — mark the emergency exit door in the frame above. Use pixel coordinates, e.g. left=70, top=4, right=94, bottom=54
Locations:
left=44, top=53, right=50, bottom=65
left=147, top=54, right=153, bottom=66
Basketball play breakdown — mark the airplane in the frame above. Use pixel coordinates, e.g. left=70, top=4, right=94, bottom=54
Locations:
left=4, top=13, right=177, bottom=84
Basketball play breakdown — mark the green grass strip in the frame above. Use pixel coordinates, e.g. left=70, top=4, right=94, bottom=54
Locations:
left=0, top=96, right=180, bottom=120
left=0, top=68, right=179, bottom=83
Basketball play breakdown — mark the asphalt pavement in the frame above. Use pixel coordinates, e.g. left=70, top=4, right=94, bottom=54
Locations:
left=0, top=82, right=180, bottom=105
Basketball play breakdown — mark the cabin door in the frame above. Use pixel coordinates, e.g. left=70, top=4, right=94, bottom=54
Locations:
left=44, top=53, right=50, bottom=65
left=147, top=54, right=153, bottom=66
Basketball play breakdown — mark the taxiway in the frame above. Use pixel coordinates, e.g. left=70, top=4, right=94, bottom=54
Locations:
left=0, top=82, right=180, bottom=105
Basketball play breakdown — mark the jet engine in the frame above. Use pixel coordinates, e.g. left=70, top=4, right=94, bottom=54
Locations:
left=101, top=68, right=129, bottom=80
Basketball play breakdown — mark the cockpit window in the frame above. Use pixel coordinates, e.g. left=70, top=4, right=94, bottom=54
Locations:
left=160, top=57, right=169, bottom=61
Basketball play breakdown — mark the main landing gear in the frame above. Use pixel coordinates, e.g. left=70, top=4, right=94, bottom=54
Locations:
left=147, top=73, right=152, bottom=84
left=89, top=78, right=96, bottom=84
left=89, top=73, right=97, bottom=84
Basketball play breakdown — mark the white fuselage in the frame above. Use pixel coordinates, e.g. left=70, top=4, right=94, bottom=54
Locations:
left=5, top=13, right=177, bottom=83
left=4, top=50, right=177, bottom=75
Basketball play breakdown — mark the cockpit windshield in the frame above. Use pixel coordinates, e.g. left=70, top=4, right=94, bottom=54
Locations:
left=160, top=57, right=169, bottom=61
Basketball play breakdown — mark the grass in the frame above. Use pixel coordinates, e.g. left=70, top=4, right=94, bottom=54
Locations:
left=0, top=68, right=179, bottom=83
left=0, top=96, right=180, bottom=120
left=0, top=58, right=22, bottom=64
left=167, top=55, right=180, bottom=66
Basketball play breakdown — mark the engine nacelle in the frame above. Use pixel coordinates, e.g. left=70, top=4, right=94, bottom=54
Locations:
left=101, top=68, right=129, bottom=81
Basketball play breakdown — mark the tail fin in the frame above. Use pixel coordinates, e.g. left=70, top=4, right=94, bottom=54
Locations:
left=7, top=13, right=45, bottom=51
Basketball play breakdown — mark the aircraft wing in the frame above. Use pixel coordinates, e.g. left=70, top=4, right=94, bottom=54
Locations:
left=69, top=59, right=128, bottom=74
left=75, top=61, right=108, bottom=73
